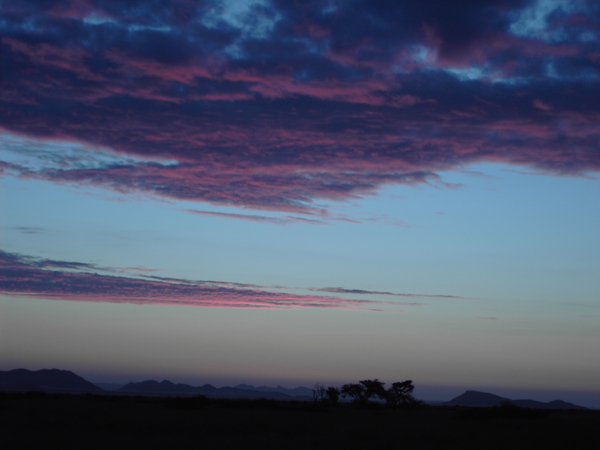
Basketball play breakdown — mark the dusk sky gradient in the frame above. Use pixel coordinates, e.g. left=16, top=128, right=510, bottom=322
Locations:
left=1, top=0, right=599, bottom=407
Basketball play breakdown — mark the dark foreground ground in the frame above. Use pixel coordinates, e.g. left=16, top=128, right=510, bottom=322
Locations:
left=2, top=392, right=598, bottom=449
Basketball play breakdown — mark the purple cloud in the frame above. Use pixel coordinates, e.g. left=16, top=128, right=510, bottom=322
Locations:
left=0, top=250, right=375, bottom=310
left=0, top=0, right=598, bottom=213
left=1, top=250, right=469, bottom=309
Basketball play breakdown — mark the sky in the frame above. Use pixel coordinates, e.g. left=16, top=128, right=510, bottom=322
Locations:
left=1, top=0, right=599, bottom=407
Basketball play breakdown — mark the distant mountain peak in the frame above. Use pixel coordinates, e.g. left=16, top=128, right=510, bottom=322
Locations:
left=445, top=390, right=586, bottom=410
left=444, top=390, right=508, bottom=407
left=0, top=368, right=103, bottom=392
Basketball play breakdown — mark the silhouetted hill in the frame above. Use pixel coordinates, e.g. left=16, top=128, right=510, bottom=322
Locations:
left=444, top=390, right=586, bottom=410
left=0, top=369, right=103, bottom=393
left=445, top=390, right=509, bottom=407
left=119, top=379, right=311, bottom=400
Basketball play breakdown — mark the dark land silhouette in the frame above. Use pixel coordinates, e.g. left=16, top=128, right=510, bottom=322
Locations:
left=2, top=390, right=598, bottom=449
left=0, top=368, right=103, bottom=393
left=1, top=368, right=592, bottom=410
left=2, top=369, right=599, bottom=448
left=444, top=390, right=588, bottom=410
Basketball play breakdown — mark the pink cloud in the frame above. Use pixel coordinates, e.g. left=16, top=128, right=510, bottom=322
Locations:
left=0, top=251, right=375, bottom=310
left=3, top=38, right=103, bottom=82
left=533, top=99, right=553, bottom=111
left=2, top=251, right=472, bottom=310
left=7, top=106, right=597, bottom=213
left=45, top=0, right=100, bottom=20
left=2, top=0, right=599, bottom=216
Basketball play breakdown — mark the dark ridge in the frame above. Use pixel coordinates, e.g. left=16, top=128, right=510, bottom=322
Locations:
left=118, top=379, right=311, bottom=400
left=512, top=399, right=587, bottom=410
left=444, top=390, right=587, bottom=410
left=444, top=390, right=509, bottom=407
left=0, top=368, right=103, bottom=393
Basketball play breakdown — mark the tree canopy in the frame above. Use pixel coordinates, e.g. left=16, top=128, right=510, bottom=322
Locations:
left=340, top=379, right=416, bottom=408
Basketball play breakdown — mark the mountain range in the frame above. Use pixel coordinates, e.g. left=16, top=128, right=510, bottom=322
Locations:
left=0, top=368, right=312, bottom=400
left=117, top=379, right=312, bottom=400
left=0, top=369, right=589, bottom=409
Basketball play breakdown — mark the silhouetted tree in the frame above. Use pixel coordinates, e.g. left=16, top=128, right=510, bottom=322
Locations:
left=361, top=379, right=386, bottom=400
left=312, top=383, right=326, bottom=403
left=341, top=382, right=366, bottom=403
left=384, top=380, right=415, bottom=410
left=325, top=386, right=340, bottom=405
left=341, top=379, right=386, bottom=405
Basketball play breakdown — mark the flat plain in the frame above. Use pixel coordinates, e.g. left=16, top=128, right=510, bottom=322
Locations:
left=2, top=392, right=599, bottom=449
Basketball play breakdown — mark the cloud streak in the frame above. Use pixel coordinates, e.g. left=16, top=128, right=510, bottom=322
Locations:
left=184, top=209, right=328, bottom=225
left=0, top=0, right=599, bottom=214
left=11, top=226, right=45, bottom=234
left=312, top=287, right=468, bottom=300
left=1, top=251, right=466, bottom=309
left=0, top=250, right=374, bottom=310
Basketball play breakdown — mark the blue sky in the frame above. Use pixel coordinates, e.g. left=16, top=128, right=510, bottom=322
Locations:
left=1, top=0, right=599, bottom=407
